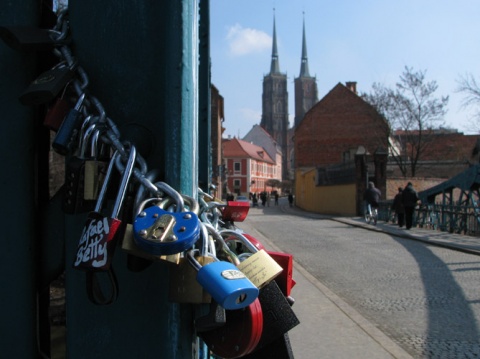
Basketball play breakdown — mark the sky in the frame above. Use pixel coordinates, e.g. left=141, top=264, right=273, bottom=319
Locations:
left=210, top=0, right=480, bottom=139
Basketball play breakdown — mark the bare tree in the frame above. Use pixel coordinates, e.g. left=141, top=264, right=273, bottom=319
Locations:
left=456, top=73, right=480, bottom=131
left=363, top=66, right=449, bottom=177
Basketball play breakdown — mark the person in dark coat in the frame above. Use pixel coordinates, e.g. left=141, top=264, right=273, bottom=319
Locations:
left=391, top=187, right=405, bottom=227
left=363, top=182, right=381, bottom=209
left=402, top=182, right=419, bottom=230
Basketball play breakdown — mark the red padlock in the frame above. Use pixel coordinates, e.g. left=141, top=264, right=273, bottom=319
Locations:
left=221, top=201, right=250, bottom=222
left=200, top=298, right=263, bottom=358
left=267, top=251, right=296, bottom=297
left=44, top=96, right=70, bottom=131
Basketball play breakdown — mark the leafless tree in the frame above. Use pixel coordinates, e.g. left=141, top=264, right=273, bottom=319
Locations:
left=363, top=66, right=449, bottom=177
left=456, top=73, right=480, bottom=132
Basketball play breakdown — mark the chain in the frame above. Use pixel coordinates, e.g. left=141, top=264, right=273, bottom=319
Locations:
left=48, top=9, right=164, bottom=198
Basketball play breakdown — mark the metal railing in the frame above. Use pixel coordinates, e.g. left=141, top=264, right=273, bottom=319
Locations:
left=378, top=202, right=480, bottom=237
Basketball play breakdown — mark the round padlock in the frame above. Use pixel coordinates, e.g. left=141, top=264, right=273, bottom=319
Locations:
left=199, top=298, right=263, bottom=358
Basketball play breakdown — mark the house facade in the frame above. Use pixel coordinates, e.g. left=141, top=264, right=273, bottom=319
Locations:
left=223, top=138, right=280, bottom=197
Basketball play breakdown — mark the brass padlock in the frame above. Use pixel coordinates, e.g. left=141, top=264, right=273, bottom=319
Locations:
left=168, top=254, right=213, bottom=303
left=221, top=230, right=282, bottom=289
left=83, top=127, right=109, bottom=201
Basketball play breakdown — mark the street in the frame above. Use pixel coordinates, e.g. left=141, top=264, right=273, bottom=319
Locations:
left=237, top=197, right=480, bottom=358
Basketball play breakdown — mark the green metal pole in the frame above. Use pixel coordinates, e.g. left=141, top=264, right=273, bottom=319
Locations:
left=62, top=0, right=202, bottom=357
left=198, top=0, right=212, bottom=192
left=0, top=1, right=42, bottom=357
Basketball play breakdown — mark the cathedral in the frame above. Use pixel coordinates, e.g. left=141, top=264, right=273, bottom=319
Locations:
left=260, top=14, right=318, bottom=180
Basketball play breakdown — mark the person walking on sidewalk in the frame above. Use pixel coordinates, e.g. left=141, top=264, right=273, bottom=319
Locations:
left=402, top=182, right=419, bottom=230
left=288, top=193, right=294, bottom=207
left=391, top=187, right=405, bottom=227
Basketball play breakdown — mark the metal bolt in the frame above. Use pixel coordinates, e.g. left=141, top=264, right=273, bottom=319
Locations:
left=183, top=213, right=192, bottom=220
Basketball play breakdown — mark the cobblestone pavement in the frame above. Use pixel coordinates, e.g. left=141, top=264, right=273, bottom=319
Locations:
left=240, top=199, right=480, bottom=359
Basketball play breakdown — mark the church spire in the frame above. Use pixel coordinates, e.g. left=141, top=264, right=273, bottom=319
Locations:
left=299, top=13, right=310, bottom=77
left=270, top=10, right=280, bottom=74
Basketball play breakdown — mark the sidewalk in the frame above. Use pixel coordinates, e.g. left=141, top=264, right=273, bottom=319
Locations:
left=237, top=204, right=480, bottom=359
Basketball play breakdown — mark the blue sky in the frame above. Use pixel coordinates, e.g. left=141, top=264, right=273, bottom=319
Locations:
left=210, top=0, right=480, bottom=138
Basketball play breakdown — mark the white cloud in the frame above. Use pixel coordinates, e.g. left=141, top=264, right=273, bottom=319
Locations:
left=226, top=24, right=271, bottom=56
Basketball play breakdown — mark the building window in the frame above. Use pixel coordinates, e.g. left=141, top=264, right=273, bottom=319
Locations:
left=234, top=179, right=241, bottom=188
left=234, top=162, right=241, bottom=173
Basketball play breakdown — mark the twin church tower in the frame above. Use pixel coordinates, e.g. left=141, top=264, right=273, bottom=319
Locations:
left=259, top=14, right=318, bottom=179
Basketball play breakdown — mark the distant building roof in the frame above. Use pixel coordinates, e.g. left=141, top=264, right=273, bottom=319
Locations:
left=223, top=138, right=275, bottom=164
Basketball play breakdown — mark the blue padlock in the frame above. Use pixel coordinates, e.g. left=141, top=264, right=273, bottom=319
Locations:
left=187, top=249, right=259, bottom=310
left=133, top=183, right=201, bottom=256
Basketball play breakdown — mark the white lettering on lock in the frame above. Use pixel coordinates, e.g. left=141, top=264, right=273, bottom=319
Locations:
left=74, top=217, right=110, bottom=268
left=221, top=269, right=246, bottom=280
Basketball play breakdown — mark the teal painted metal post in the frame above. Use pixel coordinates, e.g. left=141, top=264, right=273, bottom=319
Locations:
left=198, top=0, right=212, bottom=192
left=0, top=1, right=43, bottom=357
left=62, top=0, right=202, bottom=357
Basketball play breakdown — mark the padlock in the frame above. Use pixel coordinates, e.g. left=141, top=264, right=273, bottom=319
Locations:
left=199, top=298, right=263, bottom=358
left=73, top=146, right=136, bottom=271
left=43, top=85, right=72, bottom=131
left=246, top=280, right=300, bottom=353
left=132, top=183, right=201, bottom=256
left=225, top=233, right=296, bottom=296
left=61, top=116, right=97, bottom=214
left=195, top=300, right=227, bottom=333
left=221, top=200, right=250, bottom=222
left=187, top=247, right=259, bottom=310
left=267, top=251, right=296, bottom=297
left=0, top=25, right=59, bottom=51
left=83, top=127, right=109, bottom=201
left=52, top=93, right=86, bottom=155
left=19, top=62, right=75, bottom=105
left=220, top=230, right=283, bottom=289
left=168, top=222, right=214, bottom=303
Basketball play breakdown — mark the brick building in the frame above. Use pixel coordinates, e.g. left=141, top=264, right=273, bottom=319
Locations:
left=295, top=82, right=389, bottom=169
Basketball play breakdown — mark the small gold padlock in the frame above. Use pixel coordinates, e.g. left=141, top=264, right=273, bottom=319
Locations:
left=168, top=256, right=214, bottom=303
left=221, top=230, right=282, bottom=289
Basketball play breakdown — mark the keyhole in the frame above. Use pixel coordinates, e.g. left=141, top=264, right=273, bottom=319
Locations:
left=235, top=294, right=246, bottom=304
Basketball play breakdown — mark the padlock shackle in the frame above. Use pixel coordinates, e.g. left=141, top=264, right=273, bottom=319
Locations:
left=220, top=230, right=259, bottom=254
left=154, top=182, right=185, bottom=213
left=204, top=223, right=240, bottom=266
left=112, top=145, right=136, bottom=218
left=94, top=151, right=120, bottom=213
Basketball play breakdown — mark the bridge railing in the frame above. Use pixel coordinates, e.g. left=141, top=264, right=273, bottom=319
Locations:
left=378, top=202, right=480, bottom=237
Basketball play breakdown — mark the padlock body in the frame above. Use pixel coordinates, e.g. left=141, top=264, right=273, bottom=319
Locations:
left=222, top=201, right=250, bottom=222
left=268, top=251, right=295, bottom=297
left=52, top=109, right=83, bottom=155
left=197, top=261, right=259, bottom=310
left=0, top=26, right=56, bottom=51
left=236, top=249, right=283, bottom=289
left=133, top=206, right=200, bottom=255
left=73, top=211, right=122, bottom=271
left=44, top=97, right=70, bottom=131
left=19, top=66, right=74, bottom=105
left=168, top=256, right=214, bottom=303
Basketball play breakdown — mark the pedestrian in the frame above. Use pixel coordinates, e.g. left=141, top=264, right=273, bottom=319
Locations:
left=266, top=192, right=270, bottom=207
left=274, top=192, right=279, bottom=206
left=391, top=187, right=405, bottom=228
left=402, top=182, right=419, bottom=230
left=260, top=192, right=266, bottom=206
left=288, top=193, right=293, bottom=207
left=252, top=193, right=258, bottom=208
left=363, top=181, right=381, bottom=209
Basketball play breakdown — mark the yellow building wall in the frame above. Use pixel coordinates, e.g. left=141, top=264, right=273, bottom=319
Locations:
left=295, top=169, right=357, bottom=216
